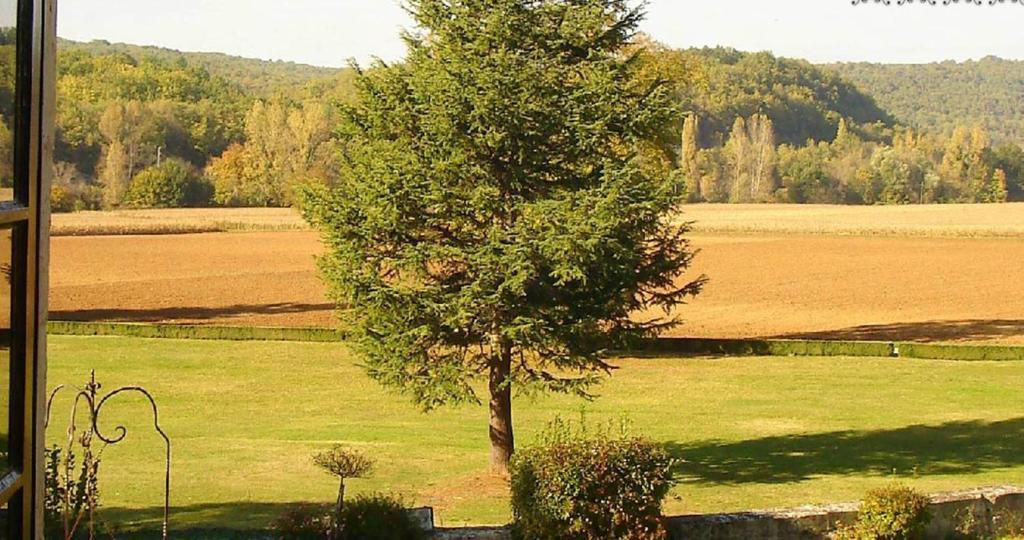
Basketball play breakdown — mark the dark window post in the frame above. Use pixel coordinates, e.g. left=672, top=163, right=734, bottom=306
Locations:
left=0, top=0, right=54, bottom=536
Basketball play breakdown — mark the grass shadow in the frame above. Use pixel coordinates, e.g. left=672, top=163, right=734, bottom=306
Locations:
left=78, top=501, right=299, bottom=539
left=667, top=417, right=1024, bottom=485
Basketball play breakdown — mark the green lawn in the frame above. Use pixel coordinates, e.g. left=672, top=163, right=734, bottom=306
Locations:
left=48, top=335, right=1024, bottom=534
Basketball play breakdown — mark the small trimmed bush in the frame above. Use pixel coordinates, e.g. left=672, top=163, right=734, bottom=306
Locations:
left=510, top=420, right=674, bottom=540
left=839, top=483, right=931, bottom=540
left=312, top=444, right=374, bottom=522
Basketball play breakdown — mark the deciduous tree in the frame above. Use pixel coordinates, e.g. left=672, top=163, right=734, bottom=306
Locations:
left=680, top=114, right=701, bottom=202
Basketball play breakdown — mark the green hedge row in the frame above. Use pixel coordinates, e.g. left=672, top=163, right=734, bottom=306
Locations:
left=638, top=338, right=1024, bottom=361
left=46, top=321, right=1024, bottom=361
left=896, top=342, right=1024, bottom=361
left=47, top=321, right=345, bottom=343
left=639, top=338, right=896, bottom=358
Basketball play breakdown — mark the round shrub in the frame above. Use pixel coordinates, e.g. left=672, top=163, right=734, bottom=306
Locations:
left=271, top=503, right=332, bottom=540
left=337, top=493, right=424, bottom=540
left=850, top=483, right=931, bottom=540
left=273, top=495, right=423, bottom=540
left=124, top=159, right=212, bottom=208
left=313, top=445, right=374, bottom=481
left=510, top=424, right=674, bottom=540
left=51, top=185, right=77, bottom=213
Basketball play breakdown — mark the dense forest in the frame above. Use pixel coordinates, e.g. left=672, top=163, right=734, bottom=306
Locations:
left=52, top=39, right=358, bottom=210
left=671, top=49, right=1024, bottom=203
left=44, top=39, right=1024, bottom=212
left=645, top=45, right=895, bottom=146
left=831, top=57, right=1024, bottom=147
left=59, top=39, right=343, bottom=96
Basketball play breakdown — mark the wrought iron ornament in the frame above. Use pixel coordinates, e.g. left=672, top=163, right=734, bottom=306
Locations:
left=45, top=371, right=172, bottom=540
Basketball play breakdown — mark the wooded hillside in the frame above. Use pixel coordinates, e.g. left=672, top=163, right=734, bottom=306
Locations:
left=651, top=46, right=895, bottom=147
left=60, top=39, right=344, bottom=96
left=830, top=57, right=1024, bottom=147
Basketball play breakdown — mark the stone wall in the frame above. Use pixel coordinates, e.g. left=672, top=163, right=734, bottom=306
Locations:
left=429, top=485, right=1024, bottom=539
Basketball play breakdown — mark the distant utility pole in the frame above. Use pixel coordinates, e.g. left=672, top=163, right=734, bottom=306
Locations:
left=156, top=145, right=163, bottom=166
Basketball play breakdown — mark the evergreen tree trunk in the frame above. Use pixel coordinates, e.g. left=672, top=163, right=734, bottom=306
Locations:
left=488, top=340, right=514, bottom=474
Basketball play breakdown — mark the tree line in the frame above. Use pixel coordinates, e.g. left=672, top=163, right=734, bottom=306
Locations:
left=651, top=46, right=1023, bottom=204
left=51, top=46, right=352, bottom=211
left=679, top=115, right=1023, bottom=204
left=42, top=40, right=1024, bottom=213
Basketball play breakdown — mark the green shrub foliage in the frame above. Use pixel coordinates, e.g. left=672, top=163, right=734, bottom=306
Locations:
left=336, top=493, right=424, bottom=540
left=272, top=503, right=333, bottom=540
left=847, top=483, right=931, bottom=540
left=273, top=495, right=423, bottom=540
left=123, top=158, right=211, bottom=208
left=510, top=423, right=674, bottom=540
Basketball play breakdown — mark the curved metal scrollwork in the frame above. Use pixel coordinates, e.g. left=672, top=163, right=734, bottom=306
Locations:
left=45, top=371, right=171, bottom=540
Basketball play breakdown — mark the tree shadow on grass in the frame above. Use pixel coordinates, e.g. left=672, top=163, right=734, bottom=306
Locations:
left=667, top=417, right=1024, bottom=486
left=75, top=419, right=1024, bottom=536
left=770, top=319, right=1024, bottom=343
left=86, top=501, right=300, bottom=539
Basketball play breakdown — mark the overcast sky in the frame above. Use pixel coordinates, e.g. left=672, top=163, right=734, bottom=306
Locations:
left=57, top=0, right=1024, bottom=67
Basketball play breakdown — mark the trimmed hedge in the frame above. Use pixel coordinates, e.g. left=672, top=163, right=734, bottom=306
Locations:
left=45, top=321, right=1024, bottom=362
left=638, top=338, right=895, bottom=358
left=896, top=342, right=1024, bottom=361
left=47, top=321, right=344, bottom=342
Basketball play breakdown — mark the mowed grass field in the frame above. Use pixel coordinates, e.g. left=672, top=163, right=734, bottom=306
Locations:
left=48, top=335, right=1024, bottom=533
left=50, top=203, right=1024, bottom=343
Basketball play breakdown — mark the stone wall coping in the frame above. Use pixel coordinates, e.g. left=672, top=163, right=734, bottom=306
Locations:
left=428, top=485, right=1024, bottom=539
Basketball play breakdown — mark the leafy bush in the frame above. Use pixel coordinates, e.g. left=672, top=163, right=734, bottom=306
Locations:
left=124, top=158, right=212, bottom=208
left=271, top=503, right=332, bottom=540
left=337, top=493, right=424, bottom=540
left=992, top=507, right=1024, bottom=539
left=51, top=161, right=102, bottom=212
left=44, top=444, right=101, bottom=538
left=510, top=420, right=674, bottom=540
left=51, top=184, right=79, bottom=213
left=838, top=483, right=931, bottom=540
left=273, top=495, right=423, bottom=540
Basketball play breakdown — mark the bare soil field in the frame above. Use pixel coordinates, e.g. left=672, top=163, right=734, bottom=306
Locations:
left=50, top=228, right=1024, bottom=344
left=673, top=234, right=1024, bottom=344
left=51, top=231, right=333, bottom=327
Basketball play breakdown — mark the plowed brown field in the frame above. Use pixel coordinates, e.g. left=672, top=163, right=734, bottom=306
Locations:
left=50, top=229, right=1024, bottom=344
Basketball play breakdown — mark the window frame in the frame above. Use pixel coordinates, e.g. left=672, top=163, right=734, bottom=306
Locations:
left=0, top=0, right=53, bottom=537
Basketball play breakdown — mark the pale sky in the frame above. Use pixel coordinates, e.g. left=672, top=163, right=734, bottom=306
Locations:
left=57, top=0, right=1024, bottom=67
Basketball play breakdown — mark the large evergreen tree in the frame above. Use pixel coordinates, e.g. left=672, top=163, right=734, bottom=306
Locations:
left=301, top=0, right=704, bottom=472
